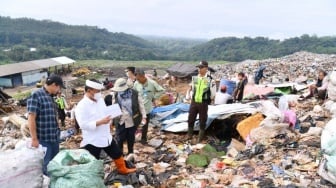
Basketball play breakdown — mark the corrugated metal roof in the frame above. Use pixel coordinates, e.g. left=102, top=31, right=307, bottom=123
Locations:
left=0, top=62, right=40, bottom=77
left=52, top=56, right=75, bottom=65
left=0, top=56, right=75, bottom=77
left=29, top=59, right=60, bottom=68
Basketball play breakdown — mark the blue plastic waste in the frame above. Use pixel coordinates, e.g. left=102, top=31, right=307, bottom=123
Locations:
left=219, top=79, right=236, bottom=95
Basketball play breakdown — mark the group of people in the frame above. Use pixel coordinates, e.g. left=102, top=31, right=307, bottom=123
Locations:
left=27, top=61, right=329, bottom=178
left=27, top=66, right=165, bottom=176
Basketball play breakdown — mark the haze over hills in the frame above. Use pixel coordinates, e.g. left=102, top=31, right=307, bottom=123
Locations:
left=0, top=16, right=336, bottom=64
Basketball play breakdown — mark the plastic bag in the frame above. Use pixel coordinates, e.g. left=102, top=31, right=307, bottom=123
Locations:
left=48, top=149, right=105, bottom=188
left=0, top=140, right=44, bottom=188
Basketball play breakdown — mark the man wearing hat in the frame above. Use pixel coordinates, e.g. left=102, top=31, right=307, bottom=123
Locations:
left=27, top=74, right=66, bottom=175
left=109, top=78, right=147, bottom=155
left=75, top=79, right=136, bottom=174
left=188, top=61, right=216, bottom=143
left=133, top=68, right=164, bottom=144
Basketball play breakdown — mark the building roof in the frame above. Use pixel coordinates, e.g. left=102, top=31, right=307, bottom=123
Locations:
left=0, top=56, right=75, bottom=77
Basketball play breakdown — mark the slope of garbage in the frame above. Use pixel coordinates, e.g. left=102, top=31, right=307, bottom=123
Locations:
left=1, top=51, right=336, bottom=188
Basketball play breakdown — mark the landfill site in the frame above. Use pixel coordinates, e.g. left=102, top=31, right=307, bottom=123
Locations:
left=2, top=51, right=336, bottom=188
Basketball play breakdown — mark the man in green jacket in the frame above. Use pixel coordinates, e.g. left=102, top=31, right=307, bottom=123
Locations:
left=133, top=68, right=164, bottom=144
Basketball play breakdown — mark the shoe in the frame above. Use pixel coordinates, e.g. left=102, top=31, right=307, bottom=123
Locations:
left=113, top=156, right=136, bottom=174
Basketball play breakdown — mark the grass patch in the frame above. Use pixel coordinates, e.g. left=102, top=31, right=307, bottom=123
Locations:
left=12, top=90, right=31, bottom=100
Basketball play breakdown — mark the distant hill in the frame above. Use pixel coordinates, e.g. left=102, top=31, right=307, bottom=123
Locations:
left=1, top=16, right=336, bottom=63
left=140, top=35, right=207, bottom=58
left=179, top=35, right=336, bottom=61
left=0, top=16, right=162, bottom=62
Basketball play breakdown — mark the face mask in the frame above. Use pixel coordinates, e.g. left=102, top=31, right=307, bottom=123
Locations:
left=94, top=92, right=102, bottom=101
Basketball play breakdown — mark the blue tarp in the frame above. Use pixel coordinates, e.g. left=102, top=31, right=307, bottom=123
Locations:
left=151, top=103, right=258, bottom=133
left=151, top=103, right=190, bottom=121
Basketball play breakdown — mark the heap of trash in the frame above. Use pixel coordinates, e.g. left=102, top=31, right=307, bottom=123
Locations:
left=1, top=51, right=336, bottom=187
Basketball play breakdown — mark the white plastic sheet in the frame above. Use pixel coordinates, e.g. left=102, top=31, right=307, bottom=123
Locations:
left=0, top=140, right=44, bottom=188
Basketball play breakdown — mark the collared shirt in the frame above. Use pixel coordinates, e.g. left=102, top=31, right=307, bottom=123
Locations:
left=27, top=88, right=59, bottom=142
left=133, top=78, right=164, bottom=114
left=75, top=95, right=112, bottom=147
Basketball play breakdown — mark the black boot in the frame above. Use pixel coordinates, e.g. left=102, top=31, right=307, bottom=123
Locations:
left=141, top=124, right=148, bottom=144
left=197, top=129, right=205, bottom=143
left=187, top=126, right=193, bottom=140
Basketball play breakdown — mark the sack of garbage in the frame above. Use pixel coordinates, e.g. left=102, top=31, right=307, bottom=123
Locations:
left=321, top=118, right=336, bottom=154
left=48, top=149, right=105, bottom=188
left=329, top=70, right=336, bottom=86
left=328, top=83, right=336, bottom=101
left=318, top=157, right=336, bottom=185
left=0, top=140, right=44, bottom=188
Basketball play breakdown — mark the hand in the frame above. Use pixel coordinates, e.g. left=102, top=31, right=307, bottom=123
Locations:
left=141, top=118, right=147, bottom=125
left=98, top=115, right=112, bottom=126
left=31, top=138, right=39, bottom=148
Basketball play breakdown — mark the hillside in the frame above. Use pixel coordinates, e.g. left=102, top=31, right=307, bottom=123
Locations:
left=179, top=35, right=336, bottom=61
left=0, top=16, right=162, bottom=62
left=140, top=35, right=207, bottom=58
left=1, top=16, right=336, bottom=63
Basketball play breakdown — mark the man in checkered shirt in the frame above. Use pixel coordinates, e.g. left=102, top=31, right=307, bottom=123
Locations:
left=27, top=74, right=65, bottom=176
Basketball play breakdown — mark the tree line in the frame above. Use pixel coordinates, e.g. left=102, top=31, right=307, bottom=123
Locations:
left=0, top=16, right=336, bottom=64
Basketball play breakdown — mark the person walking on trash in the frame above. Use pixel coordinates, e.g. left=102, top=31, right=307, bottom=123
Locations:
left=75, top=79, right=136, bottom=174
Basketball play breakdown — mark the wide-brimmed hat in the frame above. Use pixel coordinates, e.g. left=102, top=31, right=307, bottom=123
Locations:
left=111, top=78, right=128, bottom=92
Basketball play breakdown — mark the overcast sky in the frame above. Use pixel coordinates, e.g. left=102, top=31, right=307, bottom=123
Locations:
left=1, top=0, right=335, bottom=40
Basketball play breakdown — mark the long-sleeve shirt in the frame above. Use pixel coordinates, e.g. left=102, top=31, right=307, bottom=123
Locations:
left=75, top=95, right=112, bottom=147
left=133, top=78, right=164, bottom=114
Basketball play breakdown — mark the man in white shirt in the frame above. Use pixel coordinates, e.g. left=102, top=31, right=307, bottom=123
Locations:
left=75, top=79, right=136, bottom=174
left=214, top=85, right=233, bottom=105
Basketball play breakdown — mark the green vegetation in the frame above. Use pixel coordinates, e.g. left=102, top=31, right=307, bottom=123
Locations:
left=76, top=59, right=228, bottom=69
left=12, top=90, right=31, bottom=100
left=0, top=16, right=162, bottom=62
left=180, top=35, right=336, bottom=61
left=0, top=16, right=336, bottom=63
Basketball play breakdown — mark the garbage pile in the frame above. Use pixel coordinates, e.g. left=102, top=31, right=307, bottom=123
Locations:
left=1, top=51, right=336, bottom=187
left=213, top=51, right=336, bottom=83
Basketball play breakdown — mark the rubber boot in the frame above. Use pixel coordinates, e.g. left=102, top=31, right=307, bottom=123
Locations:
left=114, top=156, right=136, bottom=174
left=197, top=129, right=205, bottom=143
left=187, top=126, right=193, bottom=140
